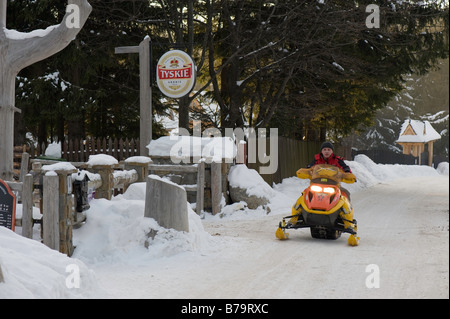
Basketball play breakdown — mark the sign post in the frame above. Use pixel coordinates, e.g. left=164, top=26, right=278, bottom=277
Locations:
left=0, top=179, right=16, bottom=231
left=115, top=36, right=152, bottom=156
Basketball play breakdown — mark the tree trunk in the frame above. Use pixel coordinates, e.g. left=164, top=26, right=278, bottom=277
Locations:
left=0, top=68, right=16, bottom=180
left=0, top=0, right=92, bottom=180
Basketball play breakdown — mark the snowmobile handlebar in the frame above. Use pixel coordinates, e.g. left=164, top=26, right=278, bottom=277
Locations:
left=296, top=165, right=356, bottom=184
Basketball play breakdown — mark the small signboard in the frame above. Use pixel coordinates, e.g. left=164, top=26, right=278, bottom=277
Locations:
left=0, top=179, right=16, bottom=231
left=157, top=49, right=197, bottom=99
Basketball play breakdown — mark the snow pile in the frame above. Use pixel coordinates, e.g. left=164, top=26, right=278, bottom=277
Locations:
left=437, top=162, right=449, bottom=175
left=0, top=227, right=106, bottom=299
left=228, top=164, right=277, bottom=199
left=72, top=183, right=217, bottom=265
left=147, top=136, right=237, bottom=162
left=44, top=141, right=62, bottom=158
left=351, top=154, right=439, bottom=180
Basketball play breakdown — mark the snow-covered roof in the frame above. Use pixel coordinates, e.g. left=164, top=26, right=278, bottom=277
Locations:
left=396, top=119, right=441, bottom=143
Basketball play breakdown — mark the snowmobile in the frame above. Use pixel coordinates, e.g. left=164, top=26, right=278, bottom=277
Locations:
left=275, top=164, right=360, bottom=246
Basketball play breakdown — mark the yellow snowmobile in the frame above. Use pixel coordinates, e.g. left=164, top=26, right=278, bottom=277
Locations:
left=275, top=164, right=360, bottom=246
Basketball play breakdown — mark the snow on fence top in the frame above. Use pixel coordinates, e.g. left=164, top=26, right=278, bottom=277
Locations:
left=147, top=136, right=237, bottom=162
left=86, top=154, right=119, bottom=167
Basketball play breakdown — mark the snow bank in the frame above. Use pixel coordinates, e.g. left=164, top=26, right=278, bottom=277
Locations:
left=437, top=162, right=449, bottom=175
left=212, top=154, right=444, bottom=220
left=72, top=183, right=217, bottom=265
left=0, top=227, right=106, bottom=299
left=228, top=164, right=277, bottom=199
left=352, top=154, right=439, bottom=181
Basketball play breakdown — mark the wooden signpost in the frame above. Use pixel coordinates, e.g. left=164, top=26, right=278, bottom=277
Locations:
left=0, top=178, right=16, bottom=231
left=115, top=36, right=153, bottom=156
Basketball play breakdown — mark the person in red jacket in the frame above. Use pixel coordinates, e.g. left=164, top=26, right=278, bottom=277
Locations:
left=307, top=141, right=353, bottom=200
left=307, top=141, right=352, bottom=173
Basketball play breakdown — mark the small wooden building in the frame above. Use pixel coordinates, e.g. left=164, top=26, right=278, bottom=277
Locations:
left=396, top=119, right=441, bottom=166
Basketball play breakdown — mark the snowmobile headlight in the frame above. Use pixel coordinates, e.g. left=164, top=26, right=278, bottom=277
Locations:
left=310, top=185, right=322, bottom=192
left=323, top=187, right=335, bottom=194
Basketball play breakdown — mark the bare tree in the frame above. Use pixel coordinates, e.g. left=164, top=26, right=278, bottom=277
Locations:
left=0, top=0, right=92, bottom=180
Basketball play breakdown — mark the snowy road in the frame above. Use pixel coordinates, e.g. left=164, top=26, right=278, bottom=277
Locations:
left=92, top=175, right=449, bottom=299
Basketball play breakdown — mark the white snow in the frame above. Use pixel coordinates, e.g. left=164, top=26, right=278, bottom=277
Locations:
left=44, top=141, right=62, bottom=158
left=86, top=154, right=118, bottom=167
left=228, top=164, right=277, bottom=199
left=41, top=162, right=77, bottom=173
left=0, top=155, right=448, bottom=299
left=0, top=227, right=105, bottom=298
left=437, top=162, right=449, bottom=175
left=147, top=135, right=237, bottom=163
left=3, top=25, right=58, bottom=40
left=397, top=119, right=441, bottom=143
left=124, top=156, right=153, bottom=164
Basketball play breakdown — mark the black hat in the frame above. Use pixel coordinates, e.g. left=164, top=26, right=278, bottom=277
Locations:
left=321, top=141, right=334, bottom=151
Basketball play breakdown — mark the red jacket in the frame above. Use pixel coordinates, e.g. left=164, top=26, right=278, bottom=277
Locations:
left=307, top=153, right=352, bottom=173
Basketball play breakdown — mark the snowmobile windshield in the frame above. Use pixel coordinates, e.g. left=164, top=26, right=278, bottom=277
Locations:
left=311, top=164, right=356, bottom=184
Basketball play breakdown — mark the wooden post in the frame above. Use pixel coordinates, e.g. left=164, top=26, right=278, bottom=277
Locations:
left=21, top=174, right=34, bottom=239
left=115, top=36, right=152, bottom=156
left=124, top=157, right=152, bottom=182
left=43, top=173, right=59, bottom=251
left=89, top=164, right=115, bottom=200
left=196, top=161, right=205, bottom=214
left=41, top=165, right=77, bottom=255
left=58, top=170, right=75, bottom=256
left=428, top=141, right=434, bottom=167
left=211, top=162, right=222, bottom=215
left=236, top=141, right=247, bottom=164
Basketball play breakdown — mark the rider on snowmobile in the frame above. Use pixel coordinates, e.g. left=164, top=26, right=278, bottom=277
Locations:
left=307, top=141, right=352, bottom=173
left=307, top=141, right=354, bottom=200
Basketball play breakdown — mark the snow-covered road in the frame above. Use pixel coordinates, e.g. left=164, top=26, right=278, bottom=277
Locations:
left=1, top=158, right=448, bottom=300
left=92, top=175, right=449, bottom=299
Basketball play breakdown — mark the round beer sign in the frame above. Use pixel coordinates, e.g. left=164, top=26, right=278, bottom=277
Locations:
left=157, top=50, right=196, bottom=99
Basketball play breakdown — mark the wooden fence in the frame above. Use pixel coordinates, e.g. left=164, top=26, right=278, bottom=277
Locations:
left=26, top=137, right=140, bottom=162
left=16, top=136, right=323, bottom=187
left=247, top=138, right=322, bottom=185
left=11, top=156, right=214, bottom=256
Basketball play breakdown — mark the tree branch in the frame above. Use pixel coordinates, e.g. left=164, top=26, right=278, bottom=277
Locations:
left=5, top=0, right=92, bottom=72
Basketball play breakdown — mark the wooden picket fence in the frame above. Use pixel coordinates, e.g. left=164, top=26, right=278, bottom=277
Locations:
left=27, top=137, right=141, bottom=162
